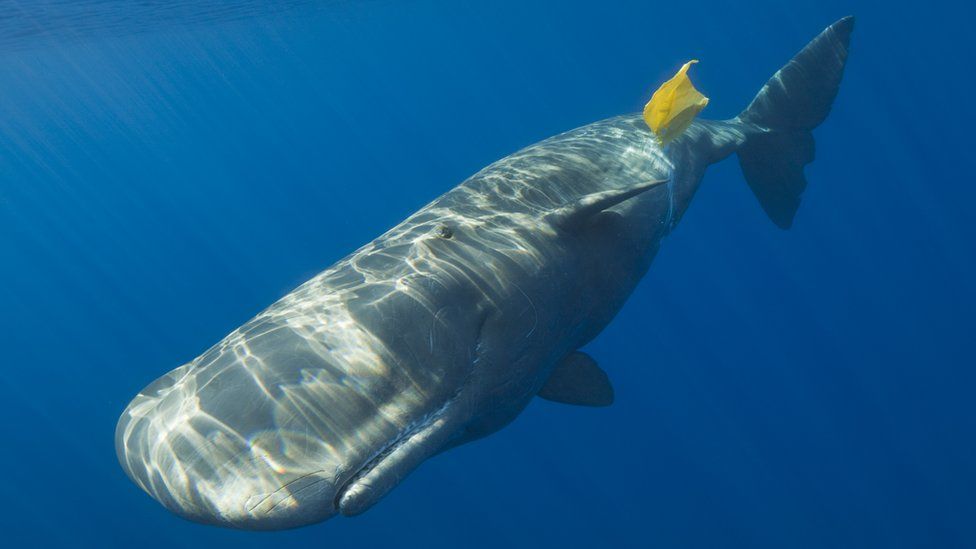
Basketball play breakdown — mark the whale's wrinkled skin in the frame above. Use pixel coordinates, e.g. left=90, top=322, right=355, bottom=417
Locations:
left=116, top=18, right=853, bottom=530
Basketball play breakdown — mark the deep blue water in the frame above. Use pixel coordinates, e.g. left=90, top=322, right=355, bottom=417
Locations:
left=1, top=1, right=974, bottom=547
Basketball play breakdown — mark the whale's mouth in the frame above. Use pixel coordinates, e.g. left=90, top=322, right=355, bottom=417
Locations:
left=333, top=409, right=457, bottom=516
left=333, top=427, right=416, bottom=512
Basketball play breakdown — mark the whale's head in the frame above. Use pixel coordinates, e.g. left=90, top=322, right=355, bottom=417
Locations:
left=115, top=358, right=349, bottom=530
left=114, top=300, right=465, bottom=530
left=113, top=307, right=438, bottom=530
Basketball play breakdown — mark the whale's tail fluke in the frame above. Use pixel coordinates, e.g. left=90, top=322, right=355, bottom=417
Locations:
left=735, top=16, right=854, bottom=229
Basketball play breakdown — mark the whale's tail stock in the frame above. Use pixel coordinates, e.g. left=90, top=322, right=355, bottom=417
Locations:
left=734, top=16, right=854, bottom=229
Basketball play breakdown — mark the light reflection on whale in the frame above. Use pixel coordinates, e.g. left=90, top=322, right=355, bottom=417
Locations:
left=116, top=17, right=853, bottom=530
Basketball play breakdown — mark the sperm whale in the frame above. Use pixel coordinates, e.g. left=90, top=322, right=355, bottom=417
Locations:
left=116, top=17, right=853, bottom=530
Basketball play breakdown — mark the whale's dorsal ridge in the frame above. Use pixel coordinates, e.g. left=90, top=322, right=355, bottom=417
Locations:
left=538, top=351, right=614, bottom=407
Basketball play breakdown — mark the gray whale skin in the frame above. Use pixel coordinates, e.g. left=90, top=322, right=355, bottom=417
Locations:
left=116, top=17, right=854, bottom=530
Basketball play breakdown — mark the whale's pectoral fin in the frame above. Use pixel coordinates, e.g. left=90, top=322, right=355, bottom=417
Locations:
left=538, top=351, right=614, bottom=407
left=547, top=179, right=667, bottom=231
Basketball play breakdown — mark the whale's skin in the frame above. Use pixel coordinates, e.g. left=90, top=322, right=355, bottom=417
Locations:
left=115, top=116, right=744, bottom=529
left=115, top=16, right=853, bottom=530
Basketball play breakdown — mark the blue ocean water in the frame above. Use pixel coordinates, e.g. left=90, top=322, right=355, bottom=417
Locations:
left=1, top=1, right=973, bottom=547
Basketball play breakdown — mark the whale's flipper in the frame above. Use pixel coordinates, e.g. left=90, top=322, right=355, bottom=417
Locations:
left=538, top=351, right=614, bottom=407
left=735, top=16, right=854, bottom=229
left=548, top=179, right=668, bottom=231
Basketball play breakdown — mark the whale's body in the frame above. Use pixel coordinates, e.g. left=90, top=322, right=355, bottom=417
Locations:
left=116, top=18, right=853, bottom=530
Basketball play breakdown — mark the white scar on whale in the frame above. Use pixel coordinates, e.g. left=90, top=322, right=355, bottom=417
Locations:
left=116, top=17, right=854, bottom=530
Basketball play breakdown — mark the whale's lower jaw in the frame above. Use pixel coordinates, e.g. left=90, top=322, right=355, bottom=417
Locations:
left=337, top=406, right=460, bottom=517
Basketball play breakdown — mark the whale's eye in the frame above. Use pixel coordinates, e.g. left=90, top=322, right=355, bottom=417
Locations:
left=434, top=224, right=453, bottom=239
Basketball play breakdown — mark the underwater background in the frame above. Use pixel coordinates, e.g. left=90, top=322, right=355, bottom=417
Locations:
left=1, top=1, right=973, bottom=547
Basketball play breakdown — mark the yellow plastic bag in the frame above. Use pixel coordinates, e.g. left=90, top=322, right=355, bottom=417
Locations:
left=643, top=60, right=709, bottom=145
